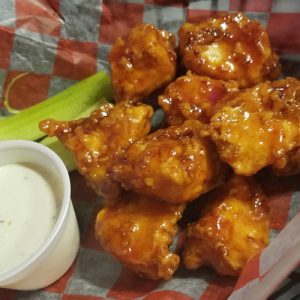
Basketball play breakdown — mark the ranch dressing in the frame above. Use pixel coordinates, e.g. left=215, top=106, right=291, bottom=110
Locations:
left=0, top=163, right=59, bottom=274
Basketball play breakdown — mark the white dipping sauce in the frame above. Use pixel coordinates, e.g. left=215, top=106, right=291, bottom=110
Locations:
left=0, top=163, right=58, bottom=274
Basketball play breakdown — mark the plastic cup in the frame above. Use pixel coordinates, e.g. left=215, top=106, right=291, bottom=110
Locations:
left=0, top=140, right=80, bottom=290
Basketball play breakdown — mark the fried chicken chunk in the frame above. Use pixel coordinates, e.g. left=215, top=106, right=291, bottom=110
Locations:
left=178, top=13, right=280, bottom=88
left=209, top=77, right=300, bottom=176
left=39, top=102, right=153, bottom=199
left=95, top=192, right=185, bottom=280
left=110, top=23, right=177, bottom=102
left=183, top=175, right=269, bottom=276
left=272, top=148, right=300, bottom=176
left=111, top=120, right=226, bottom=203
left=158, top=72, right=239, bottom=125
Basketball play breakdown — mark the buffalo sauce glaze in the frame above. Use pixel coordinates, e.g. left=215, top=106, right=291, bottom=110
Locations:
left=183, top=175, right=269, bottom=276
left=109, top=23, right=177, bottom=102
left=158, top=72, right=239, bottom=125
left=209, top=77, right=300, bottom=176
left=95, top=192, right=185, bottom=280
left=178, top=13, right=281, bottom=88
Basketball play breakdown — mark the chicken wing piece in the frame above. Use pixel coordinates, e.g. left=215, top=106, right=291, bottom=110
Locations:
left=95, top=191, right=185, bottom=280
left=39, top=102, right=153, bottom=199
left=110, top=23, right=177, bottom=103
left=178, top=13, right=280, bottom=88
left=111, top=120, right=227, bottom=204
left=158, top=72, right=239, bottom=126
left=183, top=175, right=269, bottom=276
left=272, top=148, right=300, bottom=176
left=209, top=77, right=300, bottom=176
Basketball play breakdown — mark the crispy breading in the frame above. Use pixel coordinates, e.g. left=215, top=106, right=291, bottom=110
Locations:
left=110, top=23, right=177, bottom=102
left=183, top=175, right=270, bottom=276
left=178, top=13, right=280, bottom=88
left=39, top=102, right=153, bottom=199
left=95, top=192, right=185, bottom=280
left=111, top=120, right=226, bottom=203
left=209, top=77, right=300, bottom=176
left=158, top=72, right=239, bottom=125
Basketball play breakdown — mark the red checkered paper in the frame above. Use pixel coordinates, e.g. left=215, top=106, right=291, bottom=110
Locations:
left=1, top=1, right=300, bottom=299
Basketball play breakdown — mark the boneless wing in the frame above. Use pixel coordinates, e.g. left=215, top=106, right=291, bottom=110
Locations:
left=183, top=175, right=269, bottom=276
left=209, top=77, right=300, bottom=176
left=178, top=13, right=280, bottom=88
left=110, top=23, right=177, bottom=102
left=111, top=120, right=227, bottom=203
left=95, top=192, right=185, bottom=280
left=158, top=72, right=239, bottom=125
left=39, top=102, right=153, bottom=199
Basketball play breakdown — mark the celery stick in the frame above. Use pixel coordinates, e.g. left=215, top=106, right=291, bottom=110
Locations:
left=0, top=71, right=113, bottom=141
left=41, top=136, right=77, bottom=171
left=40, top=98, right=109, bottom=171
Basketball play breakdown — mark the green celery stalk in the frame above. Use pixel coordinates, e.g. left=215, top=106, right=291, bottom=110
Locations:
left=0, top=71, right=113, bottom=141
left=41, top=136, right=77, bottom=171
left=40, top=98, right=109, bottom=171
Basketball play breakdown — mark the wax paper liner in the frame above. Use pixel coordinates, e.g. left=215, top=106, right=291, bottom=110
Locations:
left=1, top=1, right=300, bottom=299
